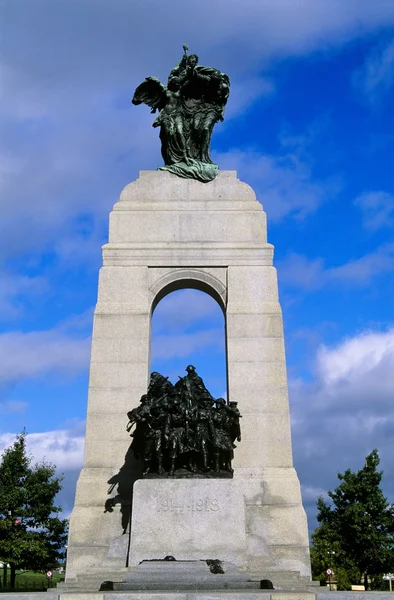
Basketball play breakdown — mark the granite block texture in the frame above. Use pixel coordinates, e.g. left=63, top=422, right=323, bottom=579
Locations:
left=129, top=479, right=247, bottom=566
left=66, top=171, right=311, bottom=585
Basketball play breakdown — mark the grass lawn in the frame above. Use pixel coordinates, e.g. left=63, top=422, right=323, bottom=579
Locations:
left=0, top=569, right=65, bottom=592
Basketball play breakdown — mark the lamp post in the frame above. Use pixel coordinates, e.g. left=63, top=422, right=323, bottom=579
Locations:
left=383, top=574, right=394, bottom=592
left=327, top=550, right=336, bottom=591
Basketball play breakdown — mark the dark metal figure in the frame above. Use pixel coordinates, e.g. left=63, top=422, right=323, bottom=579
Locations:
left=132, top=45, right=230, bottom=183
left=194, top=399, right=215, bottom=472
left=126, top=367, right=242, bottom=478
left=212, top=398, right=234, bottom=473
left=164, top=394, right=192, bottom=475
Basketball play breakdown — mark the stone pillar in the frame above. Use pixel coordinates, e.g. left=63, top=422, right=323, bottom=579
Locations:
left=66, top=171, right=311, bottom=582
left=227, top=266, right=310, bottom=576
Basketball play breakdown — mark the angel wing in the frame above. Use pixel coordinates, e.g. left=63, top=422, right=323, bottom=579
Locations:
left=132, top=76, right=167, bottom=113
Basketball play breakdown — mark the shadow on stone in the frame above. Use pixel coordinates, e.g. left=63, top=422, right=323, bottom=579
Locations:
left=104, top=443, right=143, bottom=539
left=99, top=580, right=114, bottom=591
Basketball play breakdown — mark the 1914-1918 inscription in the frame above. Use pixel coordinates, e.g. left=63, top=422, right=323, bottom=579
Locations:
left=156, top=496, right=220, bottom=513
left=129, top=479, right=247, bottom=566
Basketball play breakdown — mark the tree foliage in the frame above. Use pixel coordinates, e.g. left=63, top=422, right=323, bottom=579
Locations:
left=0, top=431, right=68, bottom=588
left=311, top=449, right=394, bottom=590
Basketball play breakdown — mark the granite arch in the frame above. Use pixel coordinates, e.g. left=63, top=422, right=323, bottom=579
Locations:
left=149, top=268, right=227, bottom=315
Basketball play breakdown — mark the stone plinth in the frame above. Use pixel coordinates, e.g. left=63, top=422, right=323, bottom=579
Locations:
left=129, top=479, right=246, bottom=566
left=66, top=171, right=311, bottom=585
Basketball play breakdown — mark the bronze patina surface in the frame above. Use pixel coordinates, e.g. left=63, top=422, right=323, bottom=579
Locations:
left=132, top=45, right=230, bottom=182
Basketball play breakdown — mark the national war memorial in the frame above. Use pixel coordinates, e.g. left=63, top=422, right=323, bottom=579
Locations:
left=62, top=46, right=315, bottom=599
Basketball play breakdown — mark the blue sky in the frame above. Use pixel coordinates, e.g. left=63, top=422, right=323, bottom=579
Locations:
left=1, top=0, right=394, bottom=535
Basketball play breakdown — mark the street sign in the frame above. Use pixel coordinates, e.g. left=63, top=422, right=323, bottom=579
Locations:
left=46, top=571, right=53, bottom=579
left=326, top=569, right=333, bottom=576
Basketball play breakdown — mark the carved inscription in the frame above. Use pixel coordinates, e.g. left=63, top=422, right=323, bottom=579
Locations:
left=156, top=496, right=220, bottom=513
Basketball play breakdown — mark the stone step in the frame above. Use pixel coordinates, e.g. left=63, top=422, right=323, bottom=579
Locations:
left=111, top=560, right=260, bottom=592
left=56, top=592, right=316, bottom=600
left=114, top=581, right=261, bottom=591
left=259, top=571, right=303, bottom=581
left=55, top=593, right=306, bottom=600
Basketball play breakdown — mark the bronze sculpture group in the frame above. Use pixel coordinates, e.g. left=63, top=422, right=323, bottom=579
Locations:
left=132, top=45, right=230, bottom=182
left=127, top=366, right=241, bottom=477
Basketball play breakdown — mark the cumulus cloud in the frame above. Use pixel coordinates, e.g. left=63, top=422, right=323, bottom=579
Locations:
left=0, top=423, right=86, bottom=472
left=355, top=190, right=394, bottom=230
left=278, top=243, right=394, bottom=290
left=354, top=37, right=394, bottom=103
left=217, top=143, right=336, bottom=220
left=2, top=0, right=394, bottom=265
left=4, top=1, right=394, bottom=94
left=290, top=328, right=394, bottom=529
left=0, top=313, right=92, bottom=383
left=317, top=329, right=394, bottom=397
left=0, top=424, right=86, bottom=515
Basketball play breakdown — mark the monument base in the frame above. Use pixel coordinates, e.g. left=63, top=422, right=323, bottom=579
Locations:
left=129, top=479, right=247, bottom=567
left=111, top=559, right=259, bottom=591
left=0, top=590, right=318, bottom=600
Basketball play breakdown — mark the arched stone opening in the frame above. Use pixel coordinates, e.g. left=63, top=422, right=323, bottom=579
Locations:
left=149, top=268, right=227, bottom=315
left=149, top=276, right=228, bottom=399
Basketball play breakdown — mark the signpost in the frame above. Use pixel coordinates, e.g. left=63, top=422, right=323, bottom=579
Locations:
left=383, top=574, right=394, bottom=592
left=326, top=568, right=334, bottom=591
left=46, top=570, right=53, bottom=588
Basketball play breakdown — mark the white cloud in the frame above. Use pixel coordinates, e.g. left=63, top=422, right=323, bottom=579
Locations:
left=355, top=190, right=394, bottom=230
left=0, top=273, right=48, bottom=320
left=328, top=243, right=394, bottom=284
left=0, top=317, right=91, bottom=383
left=290, top=327, right=394, bottom=529
left=153, top=289, right=222, bottom=332
left=4, top=1, right=394, bottom=96
left=27, top=430, right=85, bottom=471
left=217, top=145, right=334, bottom=220
left=354, top=38, right=394, bottom=103
left=1, top=0, right=394, bottom=265
left=277, top=253, right=325, bottom=290
left=278, top=243, right=394, bottom=289
left=0, top=425, right=85, bottom=514
left=152, top=292, right=225, bottom=362
left=0, top=424, right=85, bottom=471
left=224, top=76, right=275, bottom=120
left=317, top=328, right=394, bottom=387
left=151, top=329, right=224, bottom=361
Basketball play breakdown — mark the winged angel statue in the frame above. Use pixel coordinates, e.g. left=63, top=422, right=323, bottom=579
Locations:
left=132, top=45, right=230, bottom=182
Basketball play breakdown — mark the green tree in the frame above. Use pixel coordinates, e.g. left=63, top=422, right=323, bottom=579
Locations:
left=310, top=524, right=360, bottom=589
left=0, top=431, right=68, bottom=589
left=313, top=449, right=394, bottom=590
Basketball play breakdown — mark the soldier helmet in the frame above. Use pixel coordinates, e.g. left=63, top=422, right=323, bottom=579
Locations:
left=185, top=365, right=196, bottom=373
left=215, top=397, right=226, bottom=406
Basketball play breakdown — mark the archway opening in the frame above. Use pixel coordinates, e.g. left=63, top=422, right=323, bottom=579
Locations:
left=150, top=288, right=227, bottom=400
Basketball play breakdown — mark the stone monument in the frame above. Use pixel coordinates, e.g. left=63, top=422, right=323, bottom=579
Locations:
left=65, top=47, right=312, bottom=595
